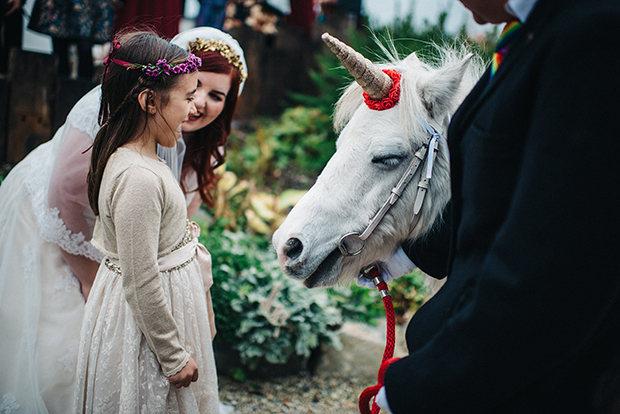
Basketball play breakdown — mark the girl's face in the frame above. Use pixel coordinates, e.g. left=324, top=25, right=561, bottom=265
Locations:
left=154, top=72, right=198, bottom=148
left=181, top=71, right=232, bottom=133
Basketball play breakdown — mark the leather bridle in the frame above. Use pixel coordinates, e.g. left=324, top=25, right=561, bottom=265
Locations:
left=337, top=118, right=446, bottom=256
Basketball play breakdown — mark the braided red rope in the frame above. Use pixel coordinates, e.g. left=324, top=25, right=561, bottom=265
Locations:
left=358, top=267, right=400, bottom=414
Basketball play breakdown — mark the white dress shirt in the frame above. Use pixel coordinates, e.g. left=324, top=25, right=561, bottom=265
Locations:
left=506, top=0, right=540, bottom=22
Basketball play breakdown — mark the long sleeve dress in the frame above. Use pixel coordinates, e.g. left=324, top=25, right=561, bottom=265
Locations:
left=73, top=148, right=219, bottom=413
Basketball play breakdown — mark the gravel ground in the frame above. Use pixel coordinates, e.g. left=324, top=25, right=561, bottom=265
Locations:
left=219, top=372, right=385, bottom=414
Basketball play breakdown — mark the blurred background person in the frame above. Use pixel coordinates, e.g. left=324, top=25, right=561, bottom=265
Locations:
left=0, top=0, right=24, bottom=75
left=27, top=0, right=114, bottom=79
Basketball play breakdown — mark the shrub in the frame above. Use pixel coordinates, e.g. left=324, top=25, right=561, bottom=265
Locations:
left=197, top=218, right=343, bottom=372
left=327, top=268, right=433, bottom=326
left=226, top=106, right=336, bottom=192
left=197, top=213, right=434, bottom=375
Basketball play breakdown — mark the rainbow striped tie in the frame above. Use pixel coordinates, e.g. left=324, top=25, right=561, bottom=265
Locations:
left=490, top=20, right=522, bottom=79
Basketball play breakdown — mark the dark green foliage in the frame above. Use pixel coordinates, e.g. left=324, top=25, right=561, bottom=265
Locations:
left=198, top=218, right=342, bottom=370
left=389, top=269, right=434, bottom=324
left=327, top=269, right=432, bottom=326
left=226, top=106, right=335, bottom=192
left=327, top=284, right=386, bottom=326
left=202, top=12, right=498, bottom=371
left=289, top=12, right=494, bottom=119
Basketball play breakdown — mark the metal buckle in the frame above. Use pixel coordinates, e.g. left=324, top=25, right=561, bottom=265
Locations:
left=338, top=232, right=365, bottom=256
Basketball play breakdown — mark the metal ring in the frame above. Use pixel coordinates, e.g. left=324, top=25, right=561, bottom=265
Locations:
left=338, top=232, right=365, bottom=256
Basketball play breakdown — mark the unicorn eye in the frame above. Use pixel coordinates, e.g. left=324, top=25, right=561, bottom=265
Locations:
left=372, top=155, right=405, bottom=168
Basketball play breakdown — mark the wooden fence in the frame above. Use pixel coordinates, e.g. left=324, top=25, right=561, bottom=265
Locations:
left=0, top=49, right=96, bottom=166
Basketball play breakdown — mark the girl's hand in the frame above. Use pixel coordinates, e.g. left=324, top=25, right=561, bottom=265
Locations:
left=168, top=357, right=199, bottom=388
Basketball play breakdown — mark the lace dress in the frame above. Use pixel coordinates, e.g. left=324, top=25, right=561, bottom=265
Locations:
left=0, top=87, right=103, bottom=414
left=72, top=149, right=219, bottom=413
left=0, top=86, right=194, bottom=414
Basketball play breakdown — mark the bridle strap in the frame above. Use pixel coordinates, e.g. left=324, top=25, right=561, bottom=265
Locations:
left=413, top=123, right=443, bottom=214
left=355, top=119, right=447, bottom=413
left=359, top=145, right=428, bottom=241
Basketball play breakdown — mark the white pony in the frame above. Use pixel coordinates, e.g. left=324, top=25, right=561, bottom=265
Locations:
left=272, top=33, right=481, bottom=287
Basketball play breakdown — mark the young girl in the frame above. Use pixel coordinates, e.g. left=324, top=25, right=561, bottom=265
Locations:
left=72, top=31, right=219, bottom=412
left=0, top=27, right=246, bottom=413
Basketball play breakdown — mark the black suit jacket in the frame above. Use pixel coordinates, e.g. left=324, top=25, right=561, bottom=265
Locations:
left=385, top=0, right=620, bottom=412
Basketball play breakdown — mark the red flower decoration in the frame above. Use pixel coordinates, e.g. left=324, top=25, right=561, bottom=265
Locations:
left=363, top=69, right=402, bottom=111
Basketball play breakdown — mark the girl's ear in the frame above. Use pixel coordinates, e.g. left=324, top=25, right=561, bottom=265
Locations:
left=138, top=89, right=156, bottom=114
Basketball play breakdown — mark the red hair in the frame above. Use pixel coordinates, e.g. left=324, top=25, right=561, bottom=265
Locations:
left=181, top=50, right=241, bottom=208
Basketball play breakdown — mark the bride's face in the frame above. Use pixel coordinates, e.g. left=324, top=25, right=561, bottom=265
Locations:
left=181, top=71, right=232, bottom=133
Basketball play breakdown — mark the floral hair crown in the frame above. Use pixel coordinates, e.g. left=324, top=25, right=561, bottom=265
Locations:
left=103, top=40, right=202, bottom=77
left=188, top=38, right=247, bottom=81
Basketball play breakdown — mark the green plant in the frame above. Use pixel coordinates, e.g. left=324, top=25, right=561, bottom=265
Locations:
left=197, top=220, right=343, bottom=372
left=210, top=164, right=307, bottom=235
left=327, top=284, right=386, bottom=326
left=225, top=13, right=495, bottom=195
left=327, top=268, right=433, bottom=326
left=389, top=269, right=434, bottom=324
left=226, top=106, right=336, bottom=192
left=290, top=13, right=494, bottom=116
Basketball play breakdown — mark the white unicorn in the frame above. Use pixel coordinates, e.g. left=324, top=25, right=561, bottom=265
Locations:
left=272, top=33, right=481, bottom=288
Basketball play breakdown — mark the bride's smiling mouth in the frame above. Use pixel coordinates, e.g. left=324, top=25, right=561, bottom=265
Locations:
left=187, top=113, right=203, bottom=122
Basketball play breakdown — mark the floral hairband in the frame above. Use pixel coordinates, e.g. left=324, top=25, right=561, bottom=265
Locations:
left=103, top=40, right=202, bottom=77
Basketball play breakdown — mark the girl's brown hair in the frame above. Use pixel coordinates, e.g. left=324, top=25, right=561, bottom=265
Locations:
left=87, top=31, right=191, bottom=215
left=180, top=49, right=241, bottom=209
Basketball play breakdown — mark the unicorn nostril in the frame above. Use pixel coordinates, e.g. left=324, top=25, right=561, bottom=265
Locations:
left=285, top=238, right=303, bottom=260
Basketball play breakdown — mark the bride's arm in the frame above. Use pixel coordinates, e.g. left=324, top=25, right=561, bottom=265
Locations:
left=183, top=169, right=202, bottom=219
left=47, top=126, right=99, bottom=300
left=186, top=190, right=202, bottom=219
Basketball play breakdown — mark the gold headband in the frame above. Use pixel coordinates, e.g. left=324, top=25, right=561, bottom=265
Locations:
left=188, top=38, right=247, bottom=81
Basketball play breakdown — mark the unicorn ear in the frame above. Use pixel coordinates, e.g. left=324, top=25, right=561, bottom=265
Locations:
left=403, top=52, right=421, bottom=65
left=417, top=54, right=472, bottom=120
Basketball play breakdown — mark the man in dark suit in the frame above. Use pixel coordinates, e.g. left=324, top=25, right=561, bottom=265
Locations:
left=379, top=0, right=620, bottom=412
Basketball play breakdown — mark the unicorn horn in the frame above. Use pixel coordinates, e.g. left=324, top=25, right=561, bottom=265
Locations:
left=321, top=32, right=392, bottom=100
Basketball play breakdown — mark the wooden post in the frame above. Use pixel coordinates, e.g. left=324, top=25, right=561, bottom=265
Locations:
left=6, top=49, right=56, bottom=165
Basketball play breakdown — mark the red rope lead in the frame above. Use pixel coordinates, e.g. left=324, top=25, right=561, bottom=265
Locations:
left=358, top=267, right=400, bottom=414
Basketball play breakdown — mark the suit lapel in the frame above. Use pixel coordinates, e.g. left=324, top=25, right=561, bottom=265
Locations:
left=445, top=0, right=567, bottom=260
left=451, top=27, right=532, bottom=136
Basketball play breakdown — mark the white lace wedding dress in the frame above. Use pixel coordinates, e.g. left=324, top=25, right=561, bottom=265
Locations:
left=0, top=87, right=103, bottom=414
